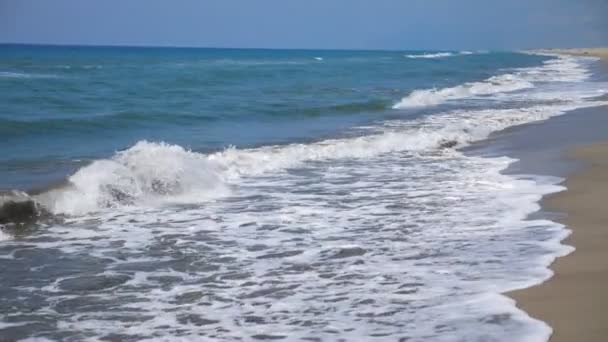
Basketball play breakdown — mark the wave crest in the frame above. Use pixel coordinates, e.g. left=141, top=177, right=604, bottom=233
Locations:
left=405, top=52, right=455, bottom=59
left=393, top=74, right=534, bottom=108
left=404, top=51, right=479, bottom=59
left=39, top=142, right=228, bottom=215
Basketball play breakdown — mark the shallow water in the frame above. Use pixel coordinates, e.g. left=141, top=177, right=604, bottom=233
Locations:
left=1, top=46, right=608, bottom=341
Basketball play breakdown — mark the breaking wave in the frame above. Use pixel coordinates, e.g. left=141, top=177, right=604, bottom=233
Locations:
left=404, top=51, right=478, bottom=59
left=405, top=52, right=455, bottom=59
left=33, top=99, right=608, bottom=216
left=393, top=74, right=534, bottom=108
left=394, top=55, right=591, bottom=108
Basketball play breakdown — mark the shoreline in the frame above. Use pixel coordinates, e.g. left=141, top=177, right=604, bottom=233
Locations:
left=506, top=49, right=608, bottom=341
left=509, top=141, right=608, bottom=341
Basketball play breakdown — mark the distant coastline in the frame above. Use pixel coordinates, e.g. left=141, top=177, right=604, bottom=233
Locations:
left=535, top=47, right=608, bottom=60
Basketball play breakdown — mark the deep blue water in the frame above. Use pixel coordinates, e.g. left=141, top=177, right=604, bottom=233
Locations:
left=0, top=45, right=548, bottom=189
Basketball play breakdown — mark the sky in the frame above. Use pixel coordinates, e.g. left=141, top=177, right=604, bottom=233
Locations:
left=0, top=0, right=606, bottom=50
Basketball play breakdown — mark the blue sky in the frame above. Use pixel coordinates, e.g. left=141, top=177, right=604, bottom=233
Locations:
left=1, top=0, right=606, bottom=50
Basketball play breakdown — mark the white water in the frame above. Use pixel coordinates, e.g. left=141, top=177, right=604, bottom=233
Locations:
left=40, top=100, right=607, bottom=216
left=405, top=52, right=456, bottom=59
left=404, top=51, right=480, bottom=59
left=393, top=55, right=594, bottom=108
left=3, top=54, right=608, bottom=342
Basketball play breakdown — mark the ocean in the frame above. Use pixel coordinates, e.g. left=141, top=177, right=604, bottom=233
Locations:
left=1, top=45, right=607, bottom=341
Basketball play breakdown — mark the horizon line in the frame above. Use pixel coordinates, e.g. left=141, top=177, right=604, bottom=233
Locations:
left=0, top=41, right=516, bottom=53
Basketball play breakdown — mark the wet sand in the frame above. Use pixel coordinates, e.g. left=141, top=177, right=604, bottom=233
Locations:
left=509, top=140, right=608, bottom=341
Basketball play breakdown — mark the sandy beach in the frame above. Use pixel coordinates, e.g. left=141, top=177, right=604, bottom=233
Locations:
left=510, top=133, right=608, bottom=340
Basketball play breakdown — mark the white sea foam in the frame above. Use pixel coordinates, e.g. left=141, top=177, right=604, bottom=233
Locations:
left=394, top=55, right=592, bottom=108
left=394, top=74, right=534, bottom=108
left=0, top=230, right=9, bottom=242
left=405, top=51, right=478, bottom=59
left=405, top=52, right=455, bottom=59
left=40, top=142, right=230, bottom=215
left=23, top=137, right=573, bottom=341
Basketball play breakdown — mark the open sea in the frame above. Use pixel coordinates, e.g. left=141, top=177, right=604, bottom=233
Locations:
left=1, top=45, right=607, bottom=341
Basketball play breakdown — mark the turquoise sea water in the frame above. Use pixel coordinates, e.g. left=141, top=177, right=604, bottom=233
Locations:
left=1, top=45, right=607, bottom=341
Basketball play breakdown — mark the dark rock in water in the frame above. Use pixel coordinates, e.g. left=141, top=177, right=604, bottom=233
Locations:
left=0, top=190, right=49, bottom=225
left=0, top=200, right=39, bottom=224
left=438, top=140, right=459, bottom=149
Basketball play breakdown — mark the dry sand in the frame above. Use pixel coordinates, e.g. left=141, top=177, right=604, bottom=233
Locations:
left=509, top=140, right=608, bottom=341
